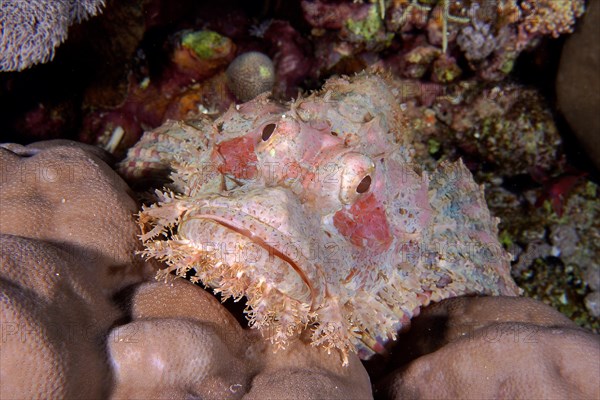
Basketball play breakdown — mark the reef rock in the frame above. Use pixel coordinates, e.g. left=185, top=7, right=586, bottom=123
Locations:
left=120, top=73, right=520, bottom=365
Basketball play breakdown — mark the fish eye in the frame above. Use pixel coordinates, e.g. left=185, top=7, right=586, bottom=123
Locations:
left=262, top=123, right=276, bottom=141
left=339, top=153, right=375, bottom=204
left=356, top=175, right=371, bottom=193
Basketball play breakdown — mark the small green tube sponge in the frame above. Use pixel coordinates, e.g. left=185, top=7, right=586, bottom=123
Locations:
left=226, top=52, right=275, bottom=102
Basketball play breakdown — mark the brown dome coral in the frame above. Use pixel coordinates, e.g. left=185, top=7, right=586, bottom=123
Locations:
left=0, top=141, right=153, bottom=398
left=376, top=296, right=600, bottom=399
left=0, top=140, right=372, bottom=399
left=108, top=278, right=372, bottom=399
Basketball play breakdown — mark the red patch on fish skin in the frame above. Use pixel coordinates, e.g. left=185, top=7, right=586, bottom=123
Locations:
left=217, top=136, right=259, bottom=179
left=333, top=192, right=392, bottom=251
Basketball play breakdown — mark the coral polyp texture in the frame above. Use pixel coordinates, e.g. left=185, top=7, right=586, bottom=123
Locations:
left=120, top=73, right=520, bottom=365
left=0, top=0, right=106, bottom=71
left=226, top=51, right=275, bottom=102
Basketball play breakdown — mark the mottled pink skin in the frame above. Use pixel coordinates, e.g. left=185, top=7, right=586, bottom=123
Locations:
left=123, top=73, right=520, bottom=365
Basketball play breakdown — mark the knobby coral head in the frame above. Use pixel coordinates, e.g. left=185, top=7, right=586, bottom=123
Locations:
left=226, top=51, right=276, bottom=102
left=121, top=73, right=520, bottom=365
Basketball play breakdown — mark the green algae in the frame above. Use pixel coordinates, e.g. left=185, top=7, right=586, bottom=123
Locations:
left=346, top=5, right=383, bottom=41
left=182, top=30, right=229, bottom=59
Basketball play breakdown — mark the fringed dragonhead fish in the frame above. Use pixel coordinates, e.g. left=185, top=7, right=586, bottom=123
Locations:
left=119, top=73, right=520, bottom=365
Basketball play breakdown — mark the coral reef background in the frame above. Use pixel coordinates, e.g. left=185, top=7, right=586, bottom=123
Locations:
left=1, top=0, right=599, bottom=397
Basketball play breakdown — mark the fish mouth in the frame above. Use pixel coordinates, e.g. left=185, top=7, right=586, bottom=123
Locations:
left=180, top=204, right=319, bottom=308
